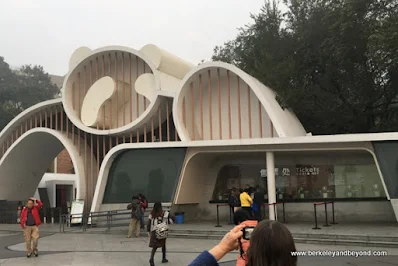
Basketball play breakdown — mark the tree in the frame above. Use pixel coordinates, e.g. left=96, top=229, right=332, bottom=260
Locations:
left=0, top=57, right=60, bottom=130
left=212, top=0, right=398, bottom=134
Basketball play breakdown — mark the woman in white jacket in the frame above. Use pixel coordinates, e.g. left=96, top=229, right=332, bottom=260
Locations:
left=147, top=202, right=174, bottom=266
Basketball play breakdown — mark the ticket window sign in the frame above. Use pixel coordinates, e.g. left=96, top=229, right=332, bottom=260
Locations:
left=260, top=168, right=291, bottom=177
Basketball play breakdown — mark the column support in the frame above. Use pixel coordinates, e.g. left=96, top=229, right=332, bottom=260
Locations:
left=266, top=151, right=276, bottom=220
left=54, top=157, right=58, bottom=173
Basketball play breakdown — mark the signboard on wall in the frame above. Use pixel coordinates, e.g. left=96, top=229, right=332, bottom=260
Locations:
left=70, top=200, right=84, bottom=224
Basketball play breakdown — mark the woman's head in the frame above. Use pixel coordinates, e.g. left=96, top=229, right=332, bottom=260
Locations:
left=138, top=193, right=146, bottom=200
left=246, top=220, right=297, bottom=266
left=151, top=202, right=163, bottom=217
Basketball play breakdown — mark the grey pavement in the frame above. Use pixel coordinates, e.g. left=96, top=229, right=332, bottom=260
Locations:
left=2, top=221, right=398, bottom=236
left=1, top=232, right=398, bottom=266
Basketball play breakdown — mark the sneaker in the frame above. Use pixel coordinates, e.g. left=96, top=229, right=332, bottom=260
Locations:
left=27, top=252, right=32, bottom=258
left=33, top=250, right=38, bottom=257
left=162, top=258, right=168, bottom=263
left=127, top=235, right=131, bottom=238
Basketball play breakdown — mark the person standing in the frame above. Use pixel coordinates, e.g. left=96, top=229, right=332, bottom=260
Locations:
left=127, top=196, right=142, bottom=238
left=239, top=187, right=253, bottom=217
left=20, top=197, right=43, bottom=258
left=253, top=185, right=265, bottom=221
left=228, top=188, right=240, bottom=223
left=147, top=202, right=174, bottom=266
left=138, top=193, right=148, bottom=229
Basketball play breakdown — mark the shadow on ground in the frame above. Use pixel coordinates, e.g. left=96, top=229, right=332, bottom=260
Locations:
left=0, top=231, right=55, bottom=259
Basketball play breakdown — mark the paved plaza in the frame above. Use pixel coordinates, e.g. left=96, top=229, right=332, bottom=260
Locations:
left=1, top=229, right=398, bottom=266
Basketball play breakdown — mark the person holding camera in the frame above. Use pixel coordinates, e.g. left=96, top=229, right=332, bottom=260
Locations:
left=188, top=220, right=297, bottom=266
left=233, top=209, right=257, bottom=266
left=20, top=197, right=43, bottom=258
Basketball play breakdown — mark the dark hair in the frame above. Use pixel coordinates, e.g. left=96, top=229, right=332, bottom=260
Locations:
left=138, top=193, right=146, bottom=200
left=151, top=202, right=163, bottom=218
left=233, top=209, right=255, bottom=225
left=246, top=220, right=297, bottom=266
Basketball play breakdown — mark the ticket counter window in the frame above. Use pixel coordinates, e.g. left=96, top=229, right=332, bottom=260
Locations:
left=212, top=165, right=267, bottom=201
left=212, top=163, right=385, bottom=201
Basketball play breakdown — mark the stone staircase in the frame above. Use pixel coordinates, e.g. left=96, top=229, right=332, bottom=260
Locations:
left=64, top=225, right=398, bottom=248
left=166, top=229, right=398, bottom=248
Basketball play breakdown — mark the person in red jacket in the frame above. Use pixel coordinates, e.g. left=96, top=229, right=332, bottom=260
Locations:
left=138, top=193, right=148, bottom=229
left=20, top=197, right=43, bottom=258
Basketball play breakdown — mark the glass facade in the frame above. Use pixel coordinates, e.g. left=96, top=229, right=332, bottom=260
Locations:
left=103, top=148, right=186, bottom=203
left=212, top=151, right=386, bottom=201
left=373, top=141, right=398, bottom=198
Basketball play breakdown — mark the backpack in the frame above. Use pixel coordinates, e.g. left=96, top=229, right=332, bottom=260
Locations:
left=135, top=203, right=143, bottom=219
left=154, top=211, right=170, bottom=240
left=127, top=202, right=143, bottom=219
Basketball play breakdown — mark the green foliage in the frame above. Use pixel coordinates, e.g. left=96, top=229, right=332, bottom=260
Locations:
left=0, top=57, right=60, bottom=131
left=212, top=0, right=398, bottom=134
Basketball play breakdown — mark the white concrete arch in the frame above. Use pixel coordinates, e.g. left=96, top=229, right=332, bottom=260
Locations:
left=172, top=62, right=307, bottom=141
left=62, top=46, right=162, bottom=136
left=0, top=128, right=86, bottom=201
left=0, top=99, right=62, bottom=146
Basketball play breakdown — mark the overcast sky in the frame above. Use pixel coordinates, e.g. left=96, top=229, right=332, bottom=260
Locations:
left=0, top=0, right=268, bottom=76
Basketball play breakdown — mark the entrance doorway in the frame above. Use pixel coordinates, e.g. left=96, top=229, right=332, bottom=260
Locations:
left=56, top=184, right=73, bottom=214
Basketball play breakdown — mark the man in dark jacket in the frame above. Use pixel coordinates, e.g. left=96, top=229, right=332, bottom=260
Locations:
left=20, top=197, right=43, bottom=257
left=253, top=185, right=265, bottom=221
left=127, top=196, right=142, bottom=238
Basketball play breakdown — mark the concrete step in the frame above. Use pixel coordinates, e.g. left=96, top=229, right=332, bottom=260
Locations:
left=66, top=229, right=398, bottom=248
left=292, top=233, right=398, bottom=243
left=60, top=225, right=398, bottom=248
left=294, top=238, right=398, bottom=248
left=166, top=229, right=398, bottom=243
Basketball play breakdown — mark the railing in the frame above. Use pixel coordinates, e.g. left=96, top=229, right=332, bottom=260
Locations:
left=59, top=206, right=171, bottom=233
left=0, top=207, right=64, bottom=224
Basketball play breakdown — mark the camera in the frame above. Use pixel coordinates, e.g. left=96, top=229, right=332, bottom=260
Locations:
left=242, top=226, right=255, bottom=240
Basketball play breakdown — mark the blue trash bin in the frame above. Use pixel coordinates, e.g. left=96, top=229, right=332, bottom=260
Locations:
left=175, top=212, right=185, bottom=224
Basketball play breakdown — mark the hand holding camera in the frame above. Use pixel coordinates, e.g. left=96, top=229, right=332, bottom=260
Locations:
left=242, top=226, right=255, bottom=240
left=209, top=224, right=245, bottom=261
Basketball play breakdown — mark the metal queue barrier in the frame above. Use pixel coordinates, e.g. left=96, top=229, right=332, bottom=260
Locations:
left=215, top=204, right=229, bottom=227
left=312, top=201, right=337, bottom=230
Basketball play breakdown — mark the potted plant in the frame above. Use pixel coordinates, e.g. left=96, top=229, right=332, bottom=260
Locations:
left=346, top=185, right=353, bottom=198
left=322, top=186, right=328, bottom=198
left=277, top=188, right=284, bottom=200
left=218, top=192, right=223, bottom=201
left=298, top=187, right=305, bottom=199
left=373, top=184, right=380, bottom=197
